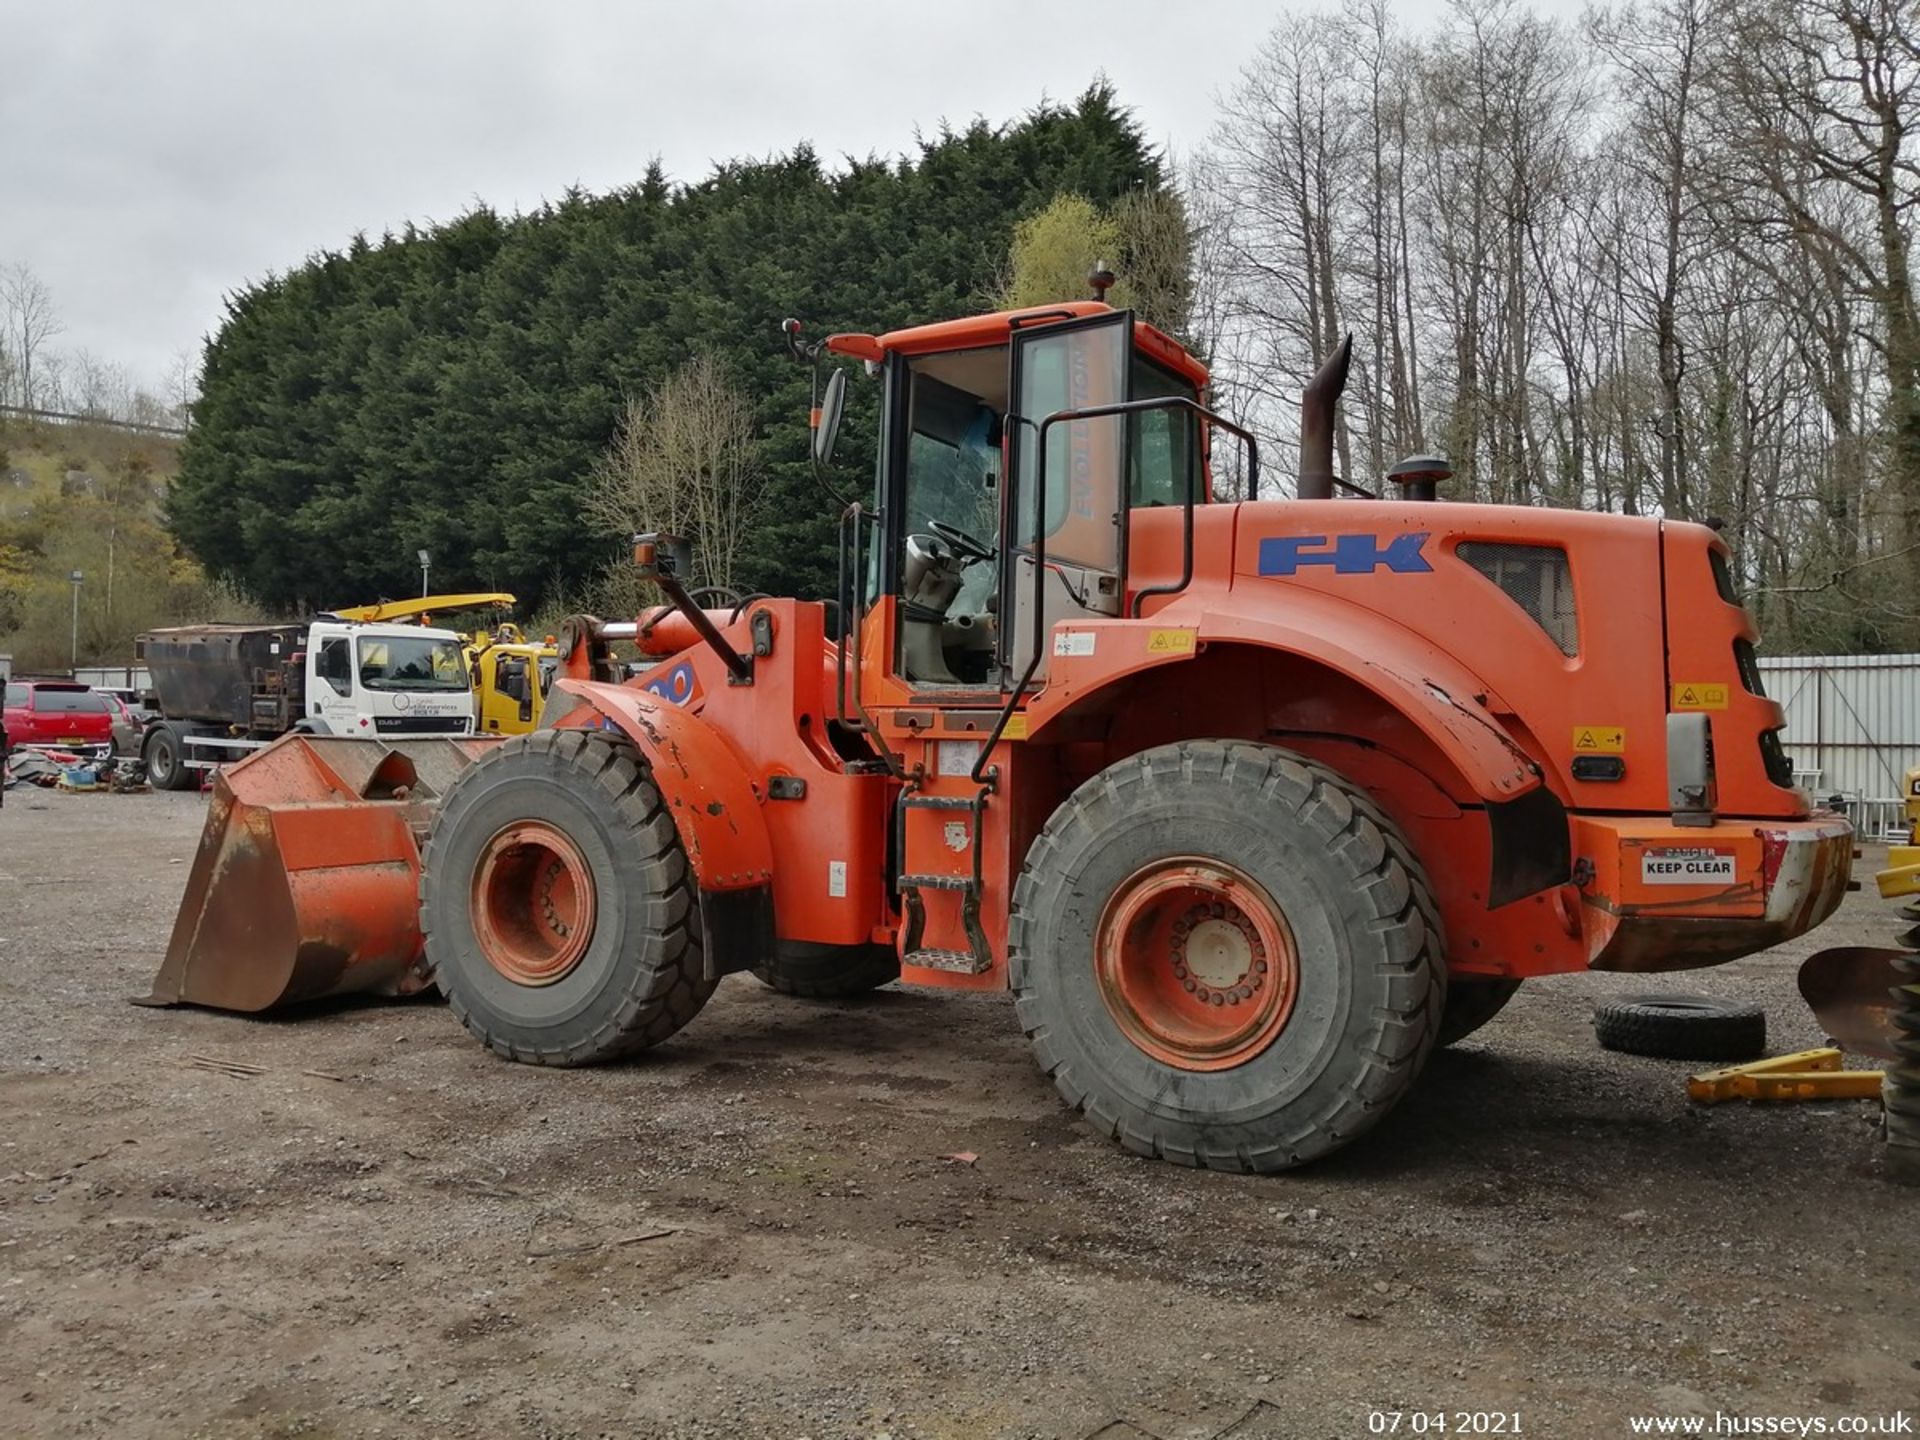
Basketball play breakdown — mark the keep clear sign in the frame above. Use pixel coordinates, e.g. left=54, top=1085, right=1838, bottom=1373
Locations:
left=1641, top=847, right=1737, bottom=885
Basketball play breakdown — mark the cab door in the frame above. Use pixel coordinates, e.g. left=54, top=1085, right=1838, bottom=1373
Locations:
left=1003, top=311, right=1131, bottom=681
left=309, top=634, right=359, bottom=732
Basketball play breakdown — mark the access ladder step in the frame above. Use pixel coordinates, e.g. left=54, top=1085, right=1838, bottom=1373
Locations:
left=900, top=873, right=973, bottom=892
left=902, top=794, right=976, bottom=811
left=904, top=947, right=990, bottom=975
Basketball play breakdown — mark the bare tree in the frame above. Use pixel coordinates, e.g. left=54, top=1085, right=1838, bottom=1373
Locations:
left=164, top=345, right=202, bottom=429
left=1708, top=0, right=1920, bottom=632
left=584, top=353, right=766, bottom=590
left=0, top=263, right=63, bottom=410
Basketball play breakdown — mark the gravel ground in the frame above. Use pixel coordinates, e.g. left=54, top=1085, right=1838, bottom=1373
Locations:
left=0, top=786, right=1914, bottom=1440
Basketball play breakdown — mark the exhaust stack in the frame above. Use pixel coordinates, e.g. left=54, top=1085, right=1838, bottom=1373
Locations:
left=1298, top=334, right=1353, bottom=501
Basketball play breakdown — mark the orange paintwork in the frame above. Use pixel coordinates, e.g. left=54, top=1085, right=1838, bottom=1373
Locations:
left=832, top=300, right=1207, bottom=388
left=143, top=734, right=498, bottom=1011
left=156, top=301, right=1852, bottom=1019
left=547, top=603, right=891, bottom=949
left=717, top=309, right=1843, bottom=990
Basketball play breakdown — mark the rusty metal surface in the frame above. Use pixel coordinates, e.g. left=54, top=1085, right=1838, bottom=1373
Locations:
left=139, top=734, right=497, bottom=1013
left=1797, top=946, right=1905, bottom=1062
left=140, top=624, right=309, bottom=730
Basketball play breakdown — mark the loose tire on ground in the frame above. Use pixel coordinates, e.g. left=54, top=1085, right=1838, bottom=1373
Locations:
left=420, top=729, right=715, bottom=1065
left=1592, top=994, right=1766, bottom=1061
left=143, top=723, right=196, bottom=792
left=1438, top=978, right=1523, bottom=1047
left=752, top=941, right=899, bottom=999
left=1009, top=740, right=1446, bottom=1172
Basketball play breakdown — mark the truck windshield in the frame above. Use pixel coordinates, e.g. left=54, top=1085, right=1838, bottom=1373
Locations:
left=356, top=636, right=469, bottom=691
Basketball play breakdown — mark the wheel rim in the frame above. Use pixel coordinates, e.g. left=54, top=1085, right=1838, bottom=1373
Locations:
left=471, top=820, right=598, bottom=985
left=1095, top=856, right=1299, bottom=1072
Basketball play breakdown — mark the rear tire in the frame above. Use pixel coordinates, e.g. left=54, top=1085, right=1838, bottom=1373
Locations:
left=1010, top=740, right=1446, bottom=1172
left=752, top=941, right=899, bottom=998
left=143, top=723, right=196, bottom=791
left=1438, top=978, right=1523, bottom=1046
left=420, top=729, right=715, bottom=1065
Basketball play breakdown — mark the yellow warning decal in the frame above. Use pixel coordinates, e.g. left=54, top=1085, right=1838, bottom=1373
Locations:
left=1002, top=713, right=1029, bottom=741
left=1146, top=629, right=1197, bottom=654
left=1671, top=682, right=1730, bottom=711
left=1573, top=726, right=1626, bottom=754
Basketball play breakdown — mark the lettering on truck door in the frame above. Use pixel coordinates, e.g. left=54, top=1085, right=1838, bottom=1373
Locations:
left=313, top=636, right=358, bottom=732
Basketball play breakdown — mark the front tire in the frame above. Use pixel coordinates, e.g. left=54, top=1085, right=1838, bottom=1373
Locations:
left=420, top=729, right=715, bottom=1065
left=1010, top=741, right=1445, bottom=1172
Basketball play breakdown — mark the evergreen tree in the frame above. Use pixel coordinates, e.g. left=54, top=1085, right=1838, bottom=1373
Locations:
left=172, top=84, right=1169, bottom=610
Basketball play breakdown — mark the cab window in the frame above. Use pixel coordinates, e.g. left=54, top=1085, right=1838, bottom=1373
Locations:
left=901, top=353, right=1005, bottom=574
left=892, top=347, right=1008, bottom=687
left=318, top=638, right=353, bottom=697
left=1130, top=356, right=1200, bottom=508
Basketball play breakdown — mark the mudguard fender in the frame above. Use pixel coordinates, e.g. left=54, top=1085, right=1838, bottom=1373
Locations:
left=543, top=679, right=774, bottom=977
left=1034, top=595, right=1570, bottom=905
left=543, top=679, right=773, bottom=889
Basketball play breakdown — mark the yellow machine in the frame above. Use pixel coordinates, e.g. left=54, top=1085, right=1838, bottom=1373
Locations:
left=331, top=592, right=559, bottom=735
left=468, top=625, right=560, bottom=735
left=1877, top=764, right=1920, bottom=897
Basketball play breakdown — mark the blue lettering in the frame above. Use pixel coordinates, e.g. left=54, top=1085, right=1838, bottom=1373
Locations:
left=1257, top=532, right=1433, bottom=576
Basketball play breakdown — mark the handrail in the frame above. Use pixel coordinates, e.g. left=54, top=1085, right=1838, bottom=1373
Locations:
left=970, top=394, right=1261, bottom=783
left=835, top=504, right=905, bottom=777
left=834, top=505, right=869, bottom=729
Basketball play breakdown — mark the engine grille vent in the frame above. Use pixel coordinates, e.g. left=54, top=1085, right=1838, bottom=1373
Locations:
left=1759, top=728, right=1795, bottom=788
left=1456, top=542, right=1579, bottom=656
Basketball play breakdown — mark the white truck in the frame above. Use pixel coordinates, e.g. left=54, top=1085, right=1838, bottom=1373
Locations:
left=134, top=618, right=476, bottom=790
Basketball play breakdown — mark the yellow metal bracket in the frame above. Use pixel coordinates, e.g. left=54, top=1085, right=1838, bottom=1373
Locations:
left=1688, top=1048, right=1885, bottom=1104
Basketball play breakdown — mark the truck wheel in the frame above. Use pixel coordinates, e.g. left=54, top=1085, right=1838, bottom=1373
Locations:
left=1592, top=994, right=1766, bottom=1061
left=1010, top=740, right=1446, bottom=1172
left=420, top=729, right=715, bottom=1065
left=143, top=724, right=196, bottom=791
left=1438, top=978, right=1523, bottom=1046
left=752, top=941, right=899, bottom=999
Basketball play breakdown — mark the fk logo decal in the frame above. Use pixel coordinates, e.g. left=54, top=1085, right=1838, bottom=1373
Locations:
left=1256, top=533, right=1433, bottom=576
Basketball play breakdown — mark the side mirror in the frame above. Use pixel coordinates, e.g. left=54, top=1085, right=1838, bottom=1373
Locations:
left=813, top=368, right=847, bottom=466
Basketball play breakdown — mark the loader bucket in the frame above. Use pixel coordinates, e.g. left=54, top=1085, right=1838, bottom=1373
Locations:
left=138, top=733, right=500, bottom=1013
left=1796, top=946, right=1908, bottom=1063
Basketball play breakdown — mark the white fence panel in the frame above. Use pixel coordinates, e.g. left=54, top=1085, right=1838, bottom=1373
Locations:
left=1757, top=653, right=1920, bottom=818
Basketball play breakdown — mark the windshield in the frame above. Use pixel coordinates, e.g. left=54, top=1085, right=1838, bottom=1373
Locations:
left=356, top=635, right=469, bottom=691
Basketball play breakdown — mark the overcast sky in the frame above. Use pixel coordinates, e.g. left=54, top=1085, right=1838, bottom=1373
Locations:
left=1, top=0, right=1569, bottom=394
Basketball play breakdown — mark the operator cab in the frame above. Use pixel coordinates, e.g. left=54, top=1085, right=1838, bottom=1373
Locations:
left=897, top=348, right=1007, bottom=686
left=850, top=304, right=1211, bottom=692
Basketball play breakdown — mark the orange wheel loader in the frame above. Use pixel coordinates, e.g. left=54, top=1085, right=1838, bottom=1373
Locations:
left=144, top=296, right=1854, bottom=1170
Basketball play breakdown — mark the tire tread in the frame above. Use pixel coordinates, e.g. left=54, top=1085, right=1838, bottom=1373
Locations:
left=419, top=731, right=713, bottom=1066
left=1009, top=739, right=1446, bottom=1172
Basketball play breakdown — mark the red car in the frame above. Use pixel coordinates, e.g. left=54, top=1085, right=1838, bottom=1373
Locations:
left=2, top=680, right=115, bottom=757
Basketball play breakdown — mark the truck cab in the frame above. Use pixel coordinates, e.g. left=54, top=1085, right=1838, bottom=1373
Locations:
left=305, top=620, right=474, bottom=737
left=136, top=618, right=476, bottom=790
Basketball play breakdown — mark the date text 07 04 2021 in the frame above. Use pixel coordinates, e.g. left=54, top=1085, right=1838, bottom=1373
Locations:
left=1368, top=1414, right=1523, bottom=1436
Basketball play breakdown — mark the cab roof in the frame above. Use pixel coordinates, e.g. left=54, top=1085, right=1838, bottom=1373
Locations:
left=827, top=301, right=1209, bottom=389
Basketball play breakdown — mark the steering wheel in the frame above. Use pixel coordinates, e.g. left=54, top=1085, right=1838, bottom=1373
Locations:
left=928, top=520, right=994, bottom=563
